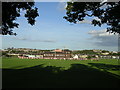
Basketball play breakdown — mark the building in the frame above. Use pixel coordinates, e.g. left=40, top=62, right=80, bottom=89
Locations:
left=43, top=49, right=72, bottom=59
left=101, top=52, right=109, bottom=55
left=79, top=54, right=88, bottom=58
left=18, top=49, right=72, bottom=59
left=53, top=49, right=62, bottom=52
left=73, top=55, right=79, bottom=59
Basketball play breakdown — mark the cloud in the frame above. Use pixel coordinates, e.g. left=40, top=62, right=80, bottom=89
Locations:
left=12, top=36, right=56, bottom=43
left=88, top=29, right=118, bottom=47
left=77, top=20, right=92, bottom=24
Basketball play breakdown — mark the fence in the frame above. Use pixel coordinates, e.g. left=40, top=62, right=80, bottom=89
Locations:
left=18, top=56, right=99, bottom=60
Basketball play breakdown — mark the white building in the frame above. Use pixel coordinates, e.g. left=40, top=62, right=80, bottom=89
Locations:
left=73, top=55, right=79, bottom=59
left=26, top=55, right=36, bottom=58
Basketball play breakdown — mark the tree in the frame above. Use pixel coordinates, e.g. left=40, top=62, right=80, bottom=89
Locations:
left=64, top=1, right=120, bottom=34
left=2, top=1, right=39, bottom=35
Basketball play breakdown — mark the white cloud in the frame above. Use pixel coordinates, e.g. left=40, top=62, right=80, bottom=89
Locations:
left=77, top=19, right=92, bottom=24
left=88, top=29, right=113, bottom=36
left=88, top=29, right=118, bottom=47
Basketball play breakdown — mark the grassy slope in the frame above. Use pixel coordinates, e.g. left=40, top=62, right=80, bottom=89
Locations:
left=2, top=57, right=120, bottom=88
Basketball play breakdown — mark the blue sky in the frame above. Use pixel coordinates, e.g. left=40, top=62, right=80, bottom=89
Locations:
left=2, top=2, right=118, bottom=51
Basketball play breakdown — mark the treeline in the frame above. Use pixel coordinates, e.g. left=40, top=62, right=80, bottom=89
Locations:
left=1, top=48, right=51, bottom=57
left=1, top=48, right=120, bottom=57
left=72, top=50, right=98, bottom=55
left=72, top=50, right=120, bottom=56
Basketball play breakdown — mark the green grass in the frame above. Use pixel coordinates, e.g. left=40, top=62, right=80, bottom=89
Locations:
left=2, top=57, right=120, bottom=75
left=2, top=57, right=120, bottom=88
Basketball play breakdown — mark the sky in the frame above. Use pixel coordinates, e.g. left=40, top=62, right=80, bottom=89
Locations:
left=1, top=2, right=118, bottom=51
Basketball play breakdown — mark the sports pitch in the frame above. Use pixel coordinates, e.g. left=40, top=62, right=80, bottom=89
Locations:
left=2, top=57, right=120, bottom=88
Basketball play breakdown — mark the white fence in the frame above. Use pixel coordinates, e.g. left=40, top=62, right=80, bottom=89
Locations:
left=18, top=56, right=99, bottom=60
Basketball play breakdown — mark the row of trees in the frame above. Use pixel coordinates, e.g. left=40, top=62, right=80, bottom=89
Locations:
left=2, top=47, right=120, bottom=55
left=2, top=48, right=52, bottom=55
left=72, top=50, right=98, bottom=55
left=72, top=50, right=120, bottom=56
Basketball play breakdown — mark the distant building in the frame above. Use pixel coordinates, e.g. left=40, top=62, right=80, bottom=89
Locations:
left=8, top=53, right=20, bottom=56
left=79, top=55, right=88, bottom=58
left=93, top=49, right=102, bottom=53
left=43, top=49, right=72, bottom=59
left=73, top=55, right=79, bottom=59
left=101, top=52, right=109, bottom=55
left=26, top=55, right=36, bottom=58
left=18, top=49, right=72, bottom=59
left=16, top=48, right=119, bottom=60
left=99, top=55, right=112, bottom=59
left=53, top=49, right=62, bottom=52
left=112, top=51, right=118, bottom=53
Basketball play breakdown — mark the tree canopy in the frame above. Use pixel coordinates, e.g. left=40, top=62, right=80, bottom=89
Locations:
left=1, top=1, right=120, bottom=35
left=2, top=2, right=39, bottom=35
left=64, top=1, right=120, bottom=34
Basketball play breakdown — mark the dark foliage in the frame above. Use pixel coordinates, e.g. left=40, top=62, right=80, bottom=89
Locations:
left=64, top=2, right=120, bottom=34
left=72, top=50, right=98, bottom=55
left=2, top=2, right=39, bottom=35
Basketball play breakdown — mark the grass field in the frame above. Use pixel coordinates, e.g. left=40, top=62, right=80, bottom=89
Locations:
left=2, top=57, right=120, bottom=88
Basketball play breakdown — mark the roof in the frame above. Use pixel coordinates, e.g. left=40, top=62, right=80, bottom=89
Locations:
left=43, top=52, right=70, bottom=54
left=53, top=49, right=62, bottom=52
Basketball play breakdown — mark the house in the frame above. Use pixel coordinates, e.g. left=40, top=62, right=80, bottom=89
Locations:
left=18, top=53, right=44, bottom=59
left=53, top=49, right=62, bottom=52
left=8, top=53, right=20, bottom=56
left=79, top=54, right=88, bottom=58
left=73, top=55, right=79, bottom=59
left=25, top=55, right=36, bottom=58
left=112, top=56, right=119, bottom=59
left=101, top=52, right=109, bottom=55
left=99, top=55, right=112, bottom=59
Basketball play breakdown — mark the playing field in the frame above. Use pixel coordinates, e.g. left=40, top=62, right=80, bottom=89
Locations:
left=2, top=57, right=120, bottom=88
